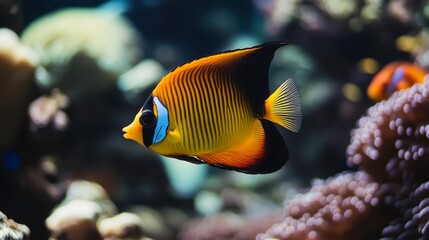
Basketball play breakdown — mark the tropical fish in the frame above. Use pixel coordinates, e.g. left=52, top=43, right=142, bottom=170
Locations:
left=367, top=61, right=428, bottom=101
left=123, top=42, right=301, bottom=174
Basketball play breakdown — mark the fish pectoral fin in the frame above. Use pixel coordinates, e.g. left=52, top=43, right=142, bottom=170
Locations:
left=264, top=78, right=302, bottom=132
left=197, top=120, right=288, bottom=174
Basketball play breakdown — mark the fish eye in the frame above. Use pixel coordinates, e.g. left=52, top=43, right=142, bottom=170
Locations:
left=139, top=110, right=156, bottom=128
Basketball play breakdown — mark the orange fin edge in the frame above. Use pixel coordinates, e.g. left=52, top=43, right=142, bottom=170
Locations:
left=197, top=120, right=288, bottom=174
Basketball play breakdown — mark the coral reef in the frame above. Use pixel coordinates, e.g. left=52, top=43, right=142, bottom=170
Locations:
left=45, top=180, right=117, bottom=239
left=179, top=186, right=284, bottom=240
left=382, top=181, right=429, bottom=239
left=0, top=211, right=30, bottom=240
left=0, top=154, right=65, bottom=239
left=52, top=218, right=102, bottom=240
left=45, top=180, right=175, bottom=240
left=253, top=77, right=429, bottom=239
left=256, top=0, right=425, bottom=35
left=5, top=1, right=429, bottom=239
left=29, top=88, right=69, bottom=131
left=128, top=206, right=175, bottom=240
left=46, top=199, right=112, bottom=233
left=46, top=181, right=117, bottom=225
left=179, top=213, right=245, bottom=240
left=253, top=0, right=302, bottom=34
left=257, top=171, right=391, bottom=240
left=179, top=210, right=283, bottom=240
left=98, top=212, right=144, bottom=239
left=346, top=78, right=429, bottom=184
left=21, top=8, right=143, bottom=100
left=61, top=180, right=116, bottom=213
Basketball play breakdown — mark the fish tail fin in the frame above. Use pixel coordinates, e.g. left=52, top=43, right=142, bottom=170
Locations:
left=263, top=78, right=302, bottom=132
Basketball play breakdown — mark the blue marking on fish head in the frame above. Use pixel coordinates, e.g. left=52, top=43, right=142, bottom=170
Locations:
left=387, top=66, right=405, bottom=96
left=153, top=97, right=169, bottom=144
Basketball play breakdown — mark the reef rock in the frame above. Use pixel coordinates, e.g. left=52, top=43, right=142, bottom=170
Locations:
left=0, top=211, right=30, bottom=240
left=22, top=8, right=143, bottom=100
left=0, top=28, right=37, bottom=150
left=98, top=212, right=144, bottom=239
left=46, top=180, right=117, bottom=239
left=28, top=88, right=69, bottom=132
left=49, top=217, right=102, bottom=240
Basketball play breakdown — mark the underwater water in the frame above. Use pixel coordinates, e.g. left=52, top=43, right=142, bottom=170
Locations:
left=1, top=0, right=429, bottom=239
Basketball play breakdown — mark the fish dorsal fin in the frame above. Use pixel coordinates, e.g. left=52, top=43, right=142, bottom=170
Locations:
left=178, top=41, right=288, bottom=70
left=169, top=41, right=289, bottom=110
left=197, top=119, right=288, bottom=174
left=222, top=42, right=288, bottom=108
left=225, top=42, right=289, bottom=107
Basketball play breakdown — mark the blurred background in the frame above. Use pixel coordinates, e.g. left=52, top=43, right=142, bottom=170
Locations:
left=1, top=0, right=428, bottom=239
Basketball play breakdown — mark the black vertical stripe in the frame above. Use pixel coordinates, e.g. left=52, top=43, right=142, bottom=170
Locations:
left=197, top=66, right=211, bottom=149
left=219, top=67, right=232, bottom=137
left=169, top=74, right=182, bottom=151
left=180, top=67, right=195, bottom=151
left=185, top=66, right=201, bottom=151
left=205, top=66, right=223, bottom=147
left=199, top=67, right=217, bottom=149
left=212, top=66, right=227, bottom=137
left=192, top=66, right=210, bottom=149
left=220, top=66, right=244, bottom=144
left=175, top=69, right=190, bottom=151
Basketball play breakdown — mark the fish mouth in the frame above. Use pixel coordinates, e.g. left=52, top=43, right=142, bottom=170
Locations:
left=122, top=126, right=130, bottom=139
left=122, top=123, right=143, bottom=145
left=122, top=113, right=144, bottom=145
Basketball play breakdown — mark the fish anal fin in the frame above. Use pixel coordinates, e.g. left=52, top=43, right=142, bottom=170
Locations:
left=198, top=120, right=288, bottom=174
left=264, top=78, right=302, bottom=132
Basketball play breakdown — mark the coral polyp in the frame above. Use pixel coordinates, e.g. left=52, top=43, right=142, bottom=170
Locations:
left=347, top=78, right=429, bottom=184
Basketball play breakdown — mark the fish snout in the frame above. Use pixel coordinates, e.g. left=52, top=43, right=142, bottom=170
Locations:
left=122, top=121, right=143, bottom=145
left=122, top=125, right=130, bottom=139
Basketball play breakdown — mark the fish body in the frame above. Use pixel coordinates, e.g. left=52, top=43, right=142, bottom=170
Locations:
left=123, top=42, right=301, bottom=174
left=367, top=61, right=428, bottom=101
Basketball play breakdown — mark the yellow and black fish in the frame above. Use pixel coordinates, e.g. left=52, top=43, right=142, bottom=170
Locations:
left=123, top=42, right=301, bottom=174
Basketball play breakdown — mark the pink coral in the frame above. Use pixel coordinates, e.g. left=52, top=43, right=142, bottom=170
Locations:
left=178, top=213, right=244, bottom=240
left=382, top=181, right=429, bottom=239
left=257, top=172, right=391, bottom=240
left=346, top=78, right=429, bottom=184
left=28, top=88, right=69, bottom=131
left=178, top=211, right=282, bottom=240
